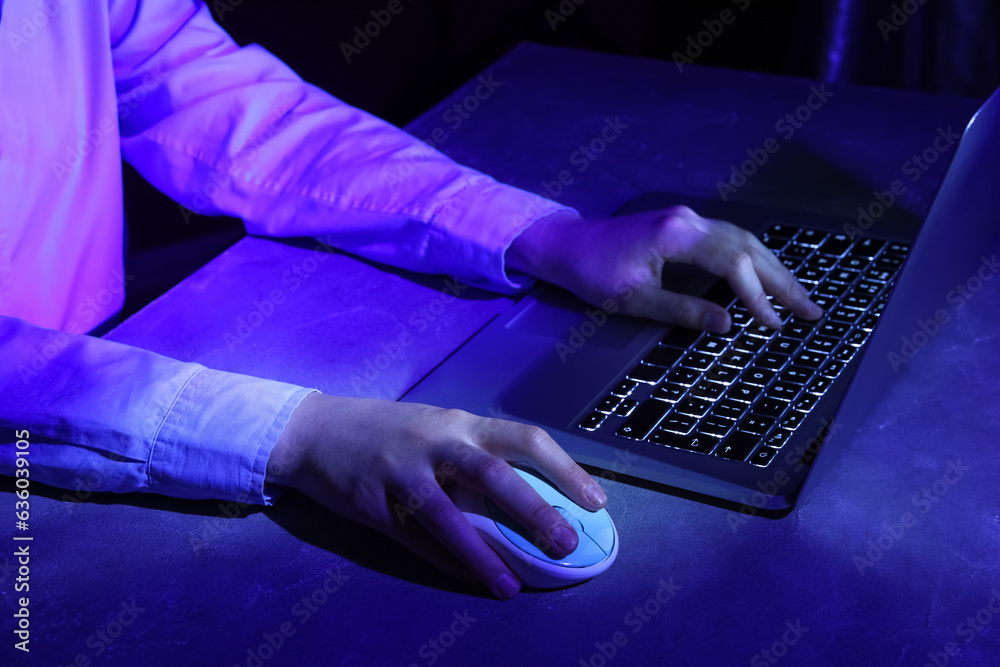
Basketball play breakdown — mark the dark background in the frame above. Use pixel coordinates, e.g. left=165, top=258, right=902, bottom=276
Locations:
left=122, top=0, right=1000, bottom=316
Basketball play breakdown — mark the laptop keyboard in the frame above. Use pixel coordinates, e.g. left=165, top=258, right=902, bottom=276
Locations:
left=577, top=224, right=909, bottom=467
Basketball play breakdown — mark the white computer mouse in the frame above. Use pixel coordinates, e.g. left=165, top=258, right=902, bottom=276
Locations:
left=447, top=467, right=618, bottom=588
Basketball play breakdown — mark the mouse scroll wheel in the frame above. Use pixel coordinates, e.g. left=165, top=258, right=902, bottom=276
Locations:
left=554, top=506, right=586, bottom=533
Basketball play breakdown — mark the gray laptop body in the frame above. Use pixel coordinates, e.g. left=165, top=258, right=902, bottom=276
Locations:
left=402, top=86, right=1000, bottom=511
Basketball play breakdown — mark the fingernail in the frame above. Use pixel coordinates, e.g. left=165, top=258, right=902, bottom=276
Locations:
left=552, top=524, right=578, bottom=553
left=701, top=311, right=729, bottom=334
left=495, top=572, right=520, bottom=600
left=585, top=483, right=607, bottom=507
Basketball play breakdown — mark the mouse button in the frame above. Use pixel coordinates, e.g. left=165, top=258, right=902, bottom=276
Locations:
left=485, top=499, right=549, bottom=561
left=487, top=499, right=608, bottom=567
left=566, top=531, right=610, bottom=566
left=579, top=510, right=617, bottom=554
left=554, top=506, right=586, bottom=533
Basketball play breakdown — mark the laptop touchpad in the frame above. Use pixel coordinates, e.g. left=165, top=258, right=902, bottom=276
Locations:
left=506, top=291, right=650, bottom=350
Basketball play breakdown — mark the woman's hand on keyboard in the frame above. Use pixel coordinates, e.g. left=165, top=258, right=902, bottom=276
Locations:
left=265, top=393, right=607, bottom=600
left=506, top=206, right=823, bottom=332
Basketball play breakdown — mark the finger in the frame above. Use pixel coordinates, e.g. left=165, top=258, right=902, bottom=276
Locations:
left=449, top=449, right=580, bottom=557
left=744, top=242, right=824, bottom=320
left=623, top=284, right=732, bottom=334
left=720, top=249, right=784, bottom=329
left=390, top=479, right=522, bottom=600
left=303, top=480, right=479, bottom=586
left=469, top=419, right=608, bottom=513
left=679, top=221, right=822, bottom=326
left=683, top=233, right=782, bottom=329
left=380, top=505, right=478, bottom=585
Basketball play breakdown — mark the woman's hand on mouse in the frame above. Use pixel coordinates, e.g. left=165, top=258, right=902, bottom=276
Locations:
left=266, top=393, right=607, bottom=599
left=506, top=206, right=823, bottom=332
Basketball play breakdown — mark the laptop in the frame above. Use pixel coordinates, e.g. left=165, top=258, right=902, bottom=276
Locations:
left=401, top=85, right=1000, bottom=512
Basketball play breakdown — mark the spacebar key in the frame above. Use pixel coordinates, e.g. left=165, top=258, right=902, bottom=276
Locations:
left=616, top=399, right=670, bottom=440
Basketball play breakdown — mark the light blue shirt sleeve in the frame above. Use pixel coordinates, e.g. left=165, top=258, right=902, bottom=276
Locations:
left=0, top=316, right=315, bottom=504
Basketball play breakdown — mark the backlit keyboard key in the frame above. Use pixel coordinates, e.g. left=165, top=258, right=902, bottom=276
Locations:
left=704, top=364, right=741, bottom=385
left=780, top=365, right=813, bottom=385
left=616, top=400, right=670, bottom=440
left=728, top=382, right=761, bottom=404
left=580, top=412, right=606, bottom=431
left=739, top=415, right=775, bottom=435
left=767, top=381, right=800, bottom=402
left=679, top=352, right=714, bottom=371
left=755, top=352, right=789, bottom=371
left=749, top=447, right=777, bottom=467
left=666, top=367, right=701, bottom=386
left=626, top=364, right=666, bottom=384
left=754, top=398, right=787, bottom=419
left=643, top=345, right=685, bottom=368
left=651, top=382, right=687, bottom=403
left=611, top=379, right=638, bottom=397
left=613, top=399, right=638, bottom=416
left=712, top=399, right=747, bottom=421
left=817, top=234, right=851, bottom=256
left=695, top=337, right=729, bottom=356
left=649, top=431, right=716, bottom=454
left=690, top=380, right=726, bottom=401
left=660, top=414, right=698, bottom=435
left=699, top=417, right=735, bottom=438
left=764, top=429, right=792, bottom=449
left=676, top=397, right=712, bottom=418
left=716, top=432, right=759, bottom=461
left=596, top=396, right=621, bottom=414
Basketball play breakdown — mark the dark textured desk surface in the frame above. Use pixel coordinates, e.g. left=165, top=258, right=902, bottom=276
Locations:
left=6, top=43, right=999, bottom=666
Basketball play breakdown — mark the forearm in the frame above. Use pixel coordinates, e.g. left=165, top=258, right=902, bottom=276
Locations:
left=113, top=0, right=575, bottom=295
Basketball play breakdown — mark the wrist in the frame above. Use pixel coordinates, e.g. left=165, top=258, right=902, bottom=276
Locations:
left=506, top=209, right=581, bottom=286
left=266, top=391, right=322, bottom=488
